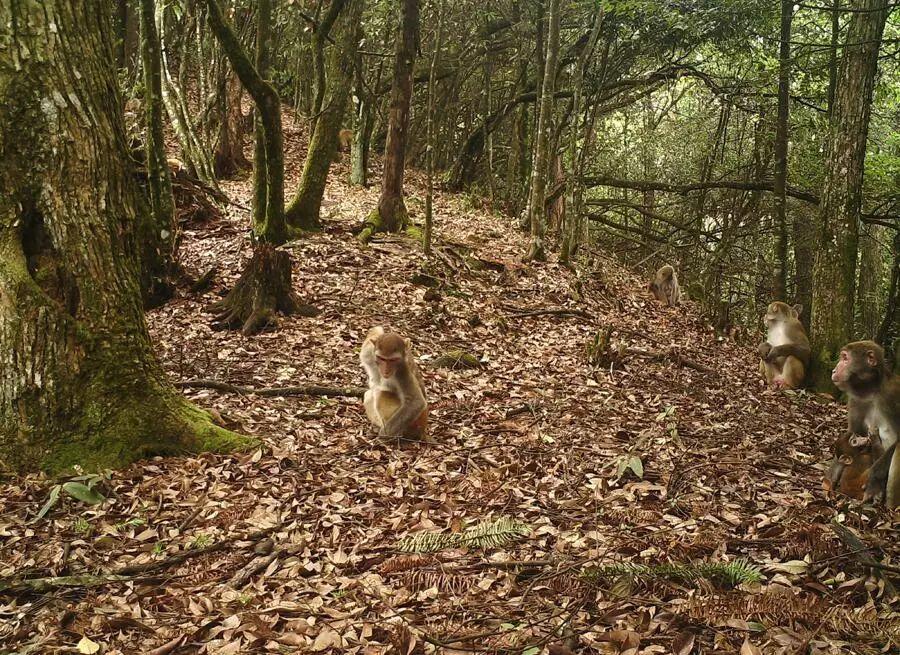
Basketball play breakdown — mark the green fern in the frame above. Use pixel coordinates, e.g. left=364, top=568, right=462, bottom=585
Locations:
left=582, top=558, right=762, bottom=589
left=397, top=517, right=529, bottom=553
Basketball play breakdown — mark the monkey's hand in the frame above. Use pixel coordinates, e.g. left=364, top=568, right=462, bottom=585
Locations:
left=380, top=400, right=425, bottom=438
left=766, top=343, right=811, bottom=364
left=862, top=444, right=894, bottom=504
left=757, top=342, right=772, bottom=360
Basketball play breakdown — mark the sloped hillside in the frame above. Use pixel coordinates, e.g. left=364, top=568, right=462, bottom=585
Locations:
left=2, top=112, right=897, bottom=655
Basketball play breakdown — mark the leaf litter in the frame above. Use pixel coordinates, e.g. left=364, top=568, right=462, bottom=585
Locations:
left=1, top=109, right=899, bottom=654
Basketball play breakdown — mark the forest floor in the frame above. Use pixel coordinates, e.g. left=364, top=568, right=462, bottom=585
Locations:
left=2, top=109, right=899, bottom=655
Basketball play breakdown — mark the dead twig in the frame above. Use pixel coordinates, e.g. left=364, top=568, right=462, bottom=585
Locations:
left=830, top=521, right=897, bottom=598
left=624, top=346, right=714, bottom=374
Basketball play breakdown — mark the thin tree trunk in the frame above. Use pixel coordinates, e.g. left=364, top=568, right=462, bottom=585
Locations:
left=139, top=0, right=178, bottom=305
left=561, top=4, right=603, bottom=264
left=425, top=0, right=446, bottom=255
left=773, top=0, right=792, bottom=300
left=214, top=67, right=251, bottom=178
left=286, top=0, right=362, bottom=230
left=526, top=0, right=560, bottom=261
left=810, top=0, right=888, bottom=389
left=253, top=0, right=273, bottom=227
left=0, top=0, right=249, bottom=473
left=360, top=0, right=420, bottom=242
left=827, top=0, right=840, bottom=116
left=311, top=0, right=348, bottom=133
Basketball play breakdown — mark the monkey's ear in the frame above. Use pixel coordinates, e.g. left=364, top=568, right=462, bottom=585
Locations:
left=791, top=303, right=803, bottom=317
left=866, top=350, right=878, bottom=367
left=849, top=435, right=871, bottom=448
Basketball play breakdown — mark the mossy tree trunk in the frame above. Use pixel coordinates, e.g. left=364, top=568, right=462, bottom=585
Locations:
left=252, top=0, right=273, bottom=229
left=0, top=0, right=252, bottom=474
left=525, top=0, right=560, bottom=261
left=310, top=0, right=348, bottom=133
left=206, top=0, right=302, bottom=335
left=360, top=0, right=419, bottom=242
left=139, top=0, right=178, bottom=306
left=286, top=0, right=361, bottom=230
left=810, top=0, right=888, bottom=389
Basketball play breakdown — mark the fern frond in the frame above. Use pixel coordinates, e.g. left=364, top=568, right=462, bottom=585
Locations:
left=397, top=517, right=529, bottom=553
left=583, top=558, right=762, bottom=589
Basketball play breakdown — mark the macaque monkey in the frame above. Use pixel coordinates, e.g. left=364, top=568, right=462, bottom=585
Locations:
left=831, top=341, right=900, bottom=507
left=360, top=327, right=428, bottom=440
left=649, top=265, right=681, bottom=307
left=823, top=433, right=877, bottom=500
left=338, top=128, right=353, bottom=152
left=757, top=302, right=810, bottom=389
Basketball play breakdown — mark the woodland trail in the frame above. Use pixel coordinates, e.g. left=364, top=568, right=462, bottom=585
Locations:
left=1, top=111, right=897, bottom=654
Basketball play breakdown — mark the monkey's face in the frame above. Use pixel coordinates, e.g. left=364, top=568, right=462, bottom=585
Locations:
left=832, top=347, right=880, bottom=392
left=376, top=351, right=403, bottom=378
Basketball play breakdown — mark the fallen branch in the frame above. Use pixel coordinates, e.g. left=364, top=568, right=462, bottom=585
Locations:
left=231, top=552, right=279, bottom=588
left=624, top=347, right=714, bottom=374
left=176, top=379, right=365, bottom=398
left=0, top=525, right=281, bottom=595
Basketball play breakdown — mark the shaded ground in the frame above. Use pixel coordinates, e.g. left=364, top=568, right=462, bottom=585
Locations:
left=1, top=111, right=898, bottom=654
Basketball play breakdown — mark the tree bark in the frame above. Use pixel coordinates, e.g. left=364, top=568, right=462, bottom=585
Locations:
left=0, top=0, right=250, bottom=473
left=424, top=0, right=445, bottom=255
left=214, top=68, right=251, bottom=178
left=526, top=0, right=561, bottom=261
left=285, top=0, right=361, bottom=230
left=773, top=0, right=792, bottom=300
left=360, top=0, right=420, bottom=242
left=810, top=0, right=888, bottom=389
left=139, top=0, right=178, bottom=306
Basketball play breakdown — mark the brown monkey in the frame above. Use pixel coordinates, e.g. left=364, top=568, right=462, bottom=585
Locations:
left=831, top=340, right=900, bottom=507
left=338, top=128, right=353, bottom=152
left=360, top=327, right=428, bottom=440
left=757, top=302, right=810, bottom=389
left=823, top=433, right=877, bottom=500
left=649, top=265, right=681, bottom=306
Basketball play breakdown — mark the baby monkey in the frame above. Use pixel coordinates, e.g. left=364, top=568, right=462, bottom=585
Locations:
left=360, top=327, right=428, bottom=440
left=649, top=265, right=681, bottom=307
left=823, top=433, right=877, bottom=500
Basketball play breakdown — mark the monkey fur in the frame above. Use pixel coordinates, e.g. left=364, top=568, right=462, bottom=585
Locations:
left=757, top=302, right=810, bottom=390
left=832, top=340, right=900, bottom=507
left=649, top=265, right=681, bottom=307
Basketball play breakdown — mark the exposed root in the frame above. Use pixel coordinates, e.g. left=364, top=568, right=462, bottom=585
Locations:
left=207, top=244, right=315, bottom=335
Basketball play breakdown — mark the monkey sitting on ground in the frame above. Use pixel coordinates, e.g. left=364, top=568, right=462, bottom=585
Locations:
left=360, top=327, right=429, bottom=440
left=338, top=128, right=353, bottom=152
left=831, top=340, right=900, bottom=507
left=649, top=265, right=681, bottom=306
left=757, top=302, right=810, bottom=390
left=823, top=433, right=878, bottom=500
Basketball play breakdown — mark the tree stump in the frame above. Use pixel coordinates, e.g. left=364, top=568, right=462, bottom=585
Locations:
left=207, top=244, right=306, bottom=335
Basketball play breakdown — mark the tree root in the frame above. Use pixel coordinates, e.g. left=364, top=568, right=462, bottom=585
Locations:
left=207, top=244, right=317, bottom=335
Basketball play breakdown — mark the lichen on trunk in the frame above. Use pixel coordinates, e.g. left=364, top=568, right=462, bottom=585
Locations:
left=0, top=0, right=253, bottom=474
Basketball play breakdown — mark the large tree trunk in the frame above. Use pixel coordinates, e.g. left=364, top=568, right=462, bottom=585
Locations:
left=772, top=0, right=792, bottom=300
left=286, top=0, right=361, bottom=230
left=810, top=0, right=888, bottom=389
left=359, top=0, right=419, bottom=242
left=0, top=0, right=250, bottom=474
left=139, top=0, right=178, bottom=306
left=424, top=0, right=445, bottom=255
left=525, top=0, right=560, bottom=261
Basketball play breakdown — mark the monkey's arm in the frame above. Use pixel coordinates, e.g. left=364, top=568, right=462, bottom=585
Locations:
left=863, top=443, right=894, bottom=504
left=765, top=343, right=810, bottom=363
left=757, top=342, right=772, bottom=359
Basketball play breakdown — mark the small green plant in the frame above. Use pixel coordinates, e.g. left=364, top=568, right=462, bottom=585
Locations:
left=152, top=542, right=165, bottom=556
left=115, top=517, right=146, bottom=533
left=30, top=473, right=109, bottom=523
left=237, top=593, right=254, bottom=605
left=72, top=517, right=91, bottom=535
left=190, top=534, right=213, bottom=549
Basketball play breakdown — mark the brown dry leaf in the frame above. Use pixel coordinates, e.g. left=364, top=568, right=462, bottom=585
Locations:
left=671, top=631, right=695, bottom=655
left=740, top=639, right=763, bottom=655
